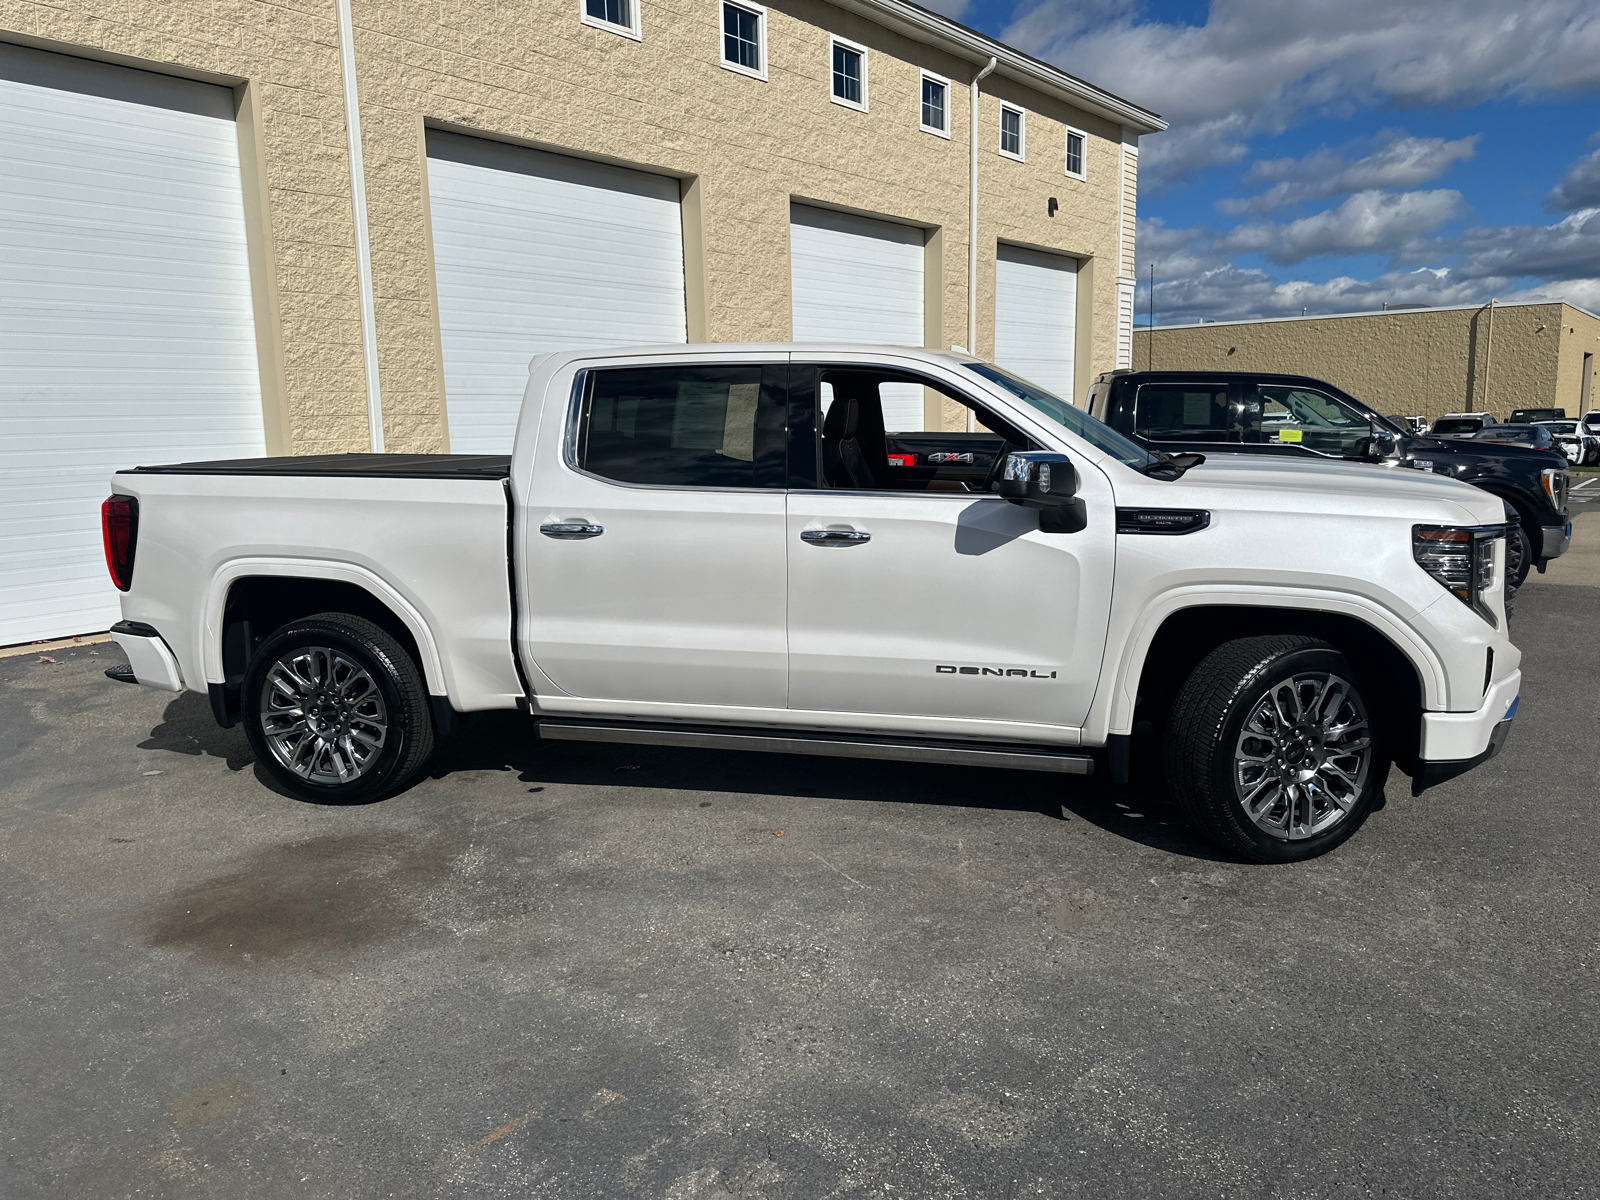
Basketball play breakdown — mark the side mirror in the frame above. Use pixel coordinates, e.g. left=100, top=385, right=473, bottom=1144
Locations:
left=1348, top=429, right=1398, bottom=461
left=996, top=451, right=1077, bottom=508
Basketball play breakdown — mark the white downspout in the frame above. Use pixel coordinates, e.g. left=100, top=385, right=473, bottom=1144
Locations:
left=336, top=0, right=385, bottom=452
left=967, top=55, right=997, bottom=357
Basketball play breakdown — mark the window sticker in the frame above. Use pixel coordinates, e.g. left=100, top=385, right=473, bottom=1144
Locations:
left=1277, top=428, right=1303, bottom=443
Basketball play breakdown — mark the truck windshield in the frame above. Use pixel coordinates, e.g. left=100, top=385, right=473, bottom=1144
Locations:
left=963, top=363, right=1156, bottom=469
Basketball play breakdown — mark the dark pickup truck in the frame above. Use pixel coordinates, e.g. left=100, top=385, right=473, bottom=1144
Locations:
left=1087, top=370, right=1572, bottom=587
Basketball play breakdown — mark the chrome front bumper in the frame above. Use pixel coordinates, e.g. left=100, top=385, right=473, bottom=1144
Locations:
left=1539, top=522, right=1572, bottom=560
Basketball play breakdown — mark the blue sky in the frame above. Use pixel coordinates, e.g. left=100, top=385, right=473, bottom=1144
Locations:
left=941, top=0, right=1600, bottom=323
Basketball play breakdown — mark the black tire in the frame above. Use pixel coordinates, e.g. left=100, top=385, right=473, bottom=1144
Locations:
left=1164, top=636, right=1387, bottom=863
left=1505, top=521, right=1532, bottom=594
left=242, top=612, right=434, bottom=804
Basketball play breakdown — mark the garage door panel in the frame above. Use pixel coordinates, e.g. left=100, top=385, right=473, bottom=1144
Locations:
left=0, top=42, right=264, bottom=646
left=790, top=204, right=926, bottom=431
left=427, top=130, right=688, bottom=454
left=994, top=243, right=1077, bottom=403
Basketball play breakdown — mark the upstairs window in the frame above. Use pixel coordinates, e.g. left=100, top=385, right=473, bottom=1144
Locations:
left=999, top=104, right=1024, bottom=160
left=721, top=2, right=766, bottom=79
left=831, top=37, right=867, bottom=111
left=920, top=72, right=949, bottom=137
left=1064, top=126, right=1087, bottom=179
left=582, top=0, right=639, bottom=39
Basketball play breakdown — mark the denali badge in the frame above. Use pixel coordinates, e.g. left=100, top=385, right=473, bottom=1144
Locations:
left=936, top=665, right=1057, bottom=678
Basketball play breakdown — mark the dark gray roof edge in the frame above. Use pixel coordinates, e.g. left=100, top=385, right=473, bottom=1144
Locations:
left=835, top=0, right=1167, bottom=133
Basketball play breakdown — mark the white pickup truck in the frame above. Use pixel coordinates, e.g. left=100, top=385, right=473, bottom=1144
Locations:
left=103, top=345, right=1521, bottom=863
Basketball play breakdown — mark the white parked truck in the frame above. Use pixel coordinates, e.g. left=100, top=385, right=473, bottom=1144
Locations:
left=103, top=345, right=1521, bottom=862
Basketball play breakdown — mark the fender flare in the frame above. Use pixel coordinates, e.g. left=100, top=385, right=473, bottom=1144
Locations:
left=200, top=557, right=448, bottom=696
left=1089, top=585, right=1449, bottom=741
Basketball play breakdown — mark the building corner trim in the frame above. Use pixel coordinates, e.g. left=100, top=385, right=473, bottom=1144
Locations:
left=337, top=0, right=384, bottom=452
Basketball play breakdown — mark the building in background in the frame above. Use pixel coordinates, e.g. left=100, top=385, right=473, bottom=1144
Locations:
left=1133, top=302, right=1600, bottom=422
left=0, top=0, right=1162, bottom=646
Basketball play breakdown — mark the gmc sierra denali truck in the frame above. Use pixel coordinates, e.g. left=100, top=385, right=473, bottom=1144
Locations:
left=102, top=345, right=1521, bottom=863
left=1087, top=370, right=1571, bottom=590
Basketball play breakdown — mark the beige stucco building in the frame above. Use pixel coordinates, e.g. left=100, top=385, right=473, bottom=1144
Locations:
left=1133, top=302, right=1600, bottom=422
left=0, top=0, right=1163, bottom=645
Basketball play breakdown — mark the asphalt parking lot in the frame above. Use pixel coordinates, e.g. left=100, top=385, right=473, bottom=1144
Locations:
left=3, top=516, right=1597, bottom=1199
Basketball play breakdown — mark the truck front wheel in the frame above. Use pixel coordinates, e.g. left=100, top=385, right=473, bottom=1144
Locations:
left=242, top=612, right=435, bottom=804
left=1164, top=636, right=1386, bottom=863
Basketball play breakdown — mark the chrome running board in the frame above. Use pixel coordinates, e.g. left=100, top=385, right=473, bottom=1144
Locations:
left=537, top=720, right=1093, bottom=775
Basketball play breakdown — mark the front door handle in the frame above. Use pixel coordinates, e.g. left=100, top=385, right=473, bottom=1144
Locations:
left=800, top=529, right=870, bottom=545
left=540, top=522, right=604, bottom=540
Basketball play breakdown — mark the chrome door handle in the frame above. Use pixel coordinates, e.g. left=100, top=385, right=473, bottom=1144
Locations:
left=540, top=522, right=604, bottom=540
left=800, top=529, right=870, bottom=545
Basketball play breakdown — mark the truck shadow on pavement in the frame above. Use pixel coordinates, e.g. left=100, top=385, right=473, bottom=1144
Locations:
left=140, top=694, right=1245, bottom=862
left=430, top=711, right=1239, bottom=863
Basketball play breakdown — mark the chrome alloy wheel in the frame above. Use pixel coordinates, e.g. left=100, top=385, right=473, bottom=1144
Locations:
left=1233, top=672, right=1372, bottom=841
left=258, top=646, right=388, bottom=784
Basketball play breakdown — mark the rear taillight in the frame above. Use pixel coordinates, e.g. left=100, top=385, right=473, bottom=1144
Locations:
left=101, top=495, right=138, bottom=591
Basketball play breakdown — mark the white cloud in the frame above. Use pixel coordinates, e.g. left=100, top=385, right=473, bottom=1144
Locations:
left=1222, top=189, right=1468, bottom=265
left=1220, top=131, right=1479, bottom=214
left=1546, top=146, right=1600, bottom=212
left=1453, top=208, right=1600, bottom=280
left=1007, top=0, right=1600, bottom=190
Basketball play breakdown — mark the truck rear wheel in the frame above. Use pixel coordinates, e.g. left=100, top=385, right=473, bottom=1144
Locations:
left=242, top=612, right=435, bottom=804
left=1164, top=636, right=1385, bottom=863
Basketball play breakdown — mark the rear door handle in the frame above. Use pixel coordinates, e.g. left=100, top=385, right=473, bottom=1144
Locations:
left=800, top=529, right=870, bottom=545
left=540, top=522, right=604, bottom=540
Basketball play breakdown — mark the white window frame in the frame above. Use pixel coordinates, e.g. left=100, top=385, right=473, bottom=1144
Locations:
left=1064, top=124, right=1088, bottom=180
left=998, top=103, right=1026, bottom=162
left=719, top=0, right=767, bottom=81
left=579, top=0, right=642, bottom=41
left=919, top=69, right=951, bottom=138
left=829, top=35, right=869, bottom=112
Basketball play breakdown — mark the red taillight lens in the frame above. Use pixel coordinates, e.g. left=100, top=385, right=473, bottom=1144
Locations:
left=101, top=495, right=138, bottom=591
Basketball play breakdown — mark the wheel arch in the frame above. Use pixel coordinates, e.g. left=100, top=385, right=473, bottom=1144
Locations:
left=1099, top=593, right=1442, bottom=773
left=202, top=560, right=447, bottom=726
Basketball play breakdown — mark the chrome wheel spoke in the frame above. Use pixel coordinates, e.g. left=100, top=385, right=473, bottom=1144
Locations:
left=258, top=645, right=389, bottom=786
left=1234, top=669, right=1371, bottom=842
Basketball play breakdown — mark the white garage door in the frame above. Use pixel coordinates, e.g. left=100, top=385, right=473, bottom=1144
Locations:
left=426, top=132, right=688, bottom=453
left=790, top=204, right=926, bottom=430
left=994, top=243, right=1078, bottom=402
left=0, top=44, right=265, bottom=647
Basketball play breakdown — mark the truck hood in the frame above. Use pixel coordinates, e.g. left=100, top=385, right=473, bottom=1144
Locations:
left=1127, top=454, right=1503, bottom=526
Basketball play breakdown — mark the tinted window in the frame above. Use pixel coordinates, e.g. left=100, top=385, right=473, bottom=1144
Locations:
left=1256, top=385, right=1371, bottom=456
left=1134, top=384, right=1236, bottom=442
left=578, top=366, right=785, bottom=488
left=964, top=363, right=1155, bottom=468
left=1431, top=419, right=1482, bottom=435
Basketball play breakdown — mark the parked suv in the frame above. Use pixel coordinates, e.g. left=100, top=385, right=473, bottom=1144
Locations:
left=1087, top=371, right=1571, bottom=588
left=1431, top=413, right=1497, bottom=438
left=1535, top=419, right=1600, bottom=466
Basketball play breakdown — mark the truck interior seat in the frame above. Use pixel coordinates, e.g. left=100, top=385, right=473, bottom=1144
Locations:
left=821, top=375, right=892, bottom=489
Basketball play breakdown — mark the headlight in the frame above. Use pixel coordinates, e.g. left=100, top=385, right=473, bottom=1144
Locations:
left=1540, top=467, right=1568, bottom=509
left=1413, top=524, right=1504, bottom=627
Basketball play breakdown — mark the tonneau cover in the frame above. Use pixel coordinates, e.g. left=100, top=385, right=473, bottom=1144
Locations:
left=125, top=453, right=513, bottom=480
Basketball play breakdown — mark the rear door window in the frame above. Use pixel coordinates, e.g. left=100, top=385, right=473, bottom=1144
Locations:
left=577, top=365, right=788, bottom=488
left=1133, top=383, right=1238, bottom=442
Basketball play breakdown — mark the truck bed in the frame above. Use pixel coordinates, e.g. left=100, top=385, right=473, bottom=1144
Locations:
left=129, top=453, right=513, bottom=480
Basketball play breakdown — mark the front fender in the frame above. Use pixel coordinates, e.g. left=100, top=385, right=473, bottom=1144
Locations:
left=1085, top=585, right=1449, bottom=742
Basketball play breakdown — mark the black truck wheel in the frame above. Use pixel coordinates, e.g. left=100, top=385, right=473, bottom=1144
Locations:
left=242, top=612, right=435, bottom=804
left=1165, top=636, right=1386, bottom=863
